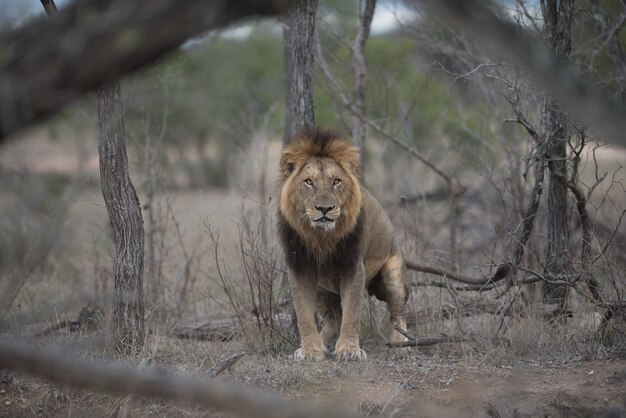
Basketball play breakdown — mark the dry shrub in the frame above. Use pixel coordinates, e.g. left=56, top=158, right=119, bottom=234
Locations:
left=0, top=170, right=73, bottom=325
left=204, top=215, right=296, bottom=355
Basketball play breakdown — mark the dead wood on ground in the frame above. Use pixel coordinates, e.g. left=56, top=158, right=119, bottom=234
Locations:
left=171, top=318, right=238, bottom=341
left=0, top=340, right=357, bottom=418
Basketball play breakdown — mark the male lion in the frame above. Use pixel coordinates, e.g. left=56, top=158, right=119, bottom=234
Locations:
left=278, top=128, right=408, bottom=361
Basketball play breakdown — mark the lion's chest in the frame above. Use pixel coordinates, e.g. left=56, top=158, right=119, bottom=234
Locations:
left=278, top=211, right=365, bottom=278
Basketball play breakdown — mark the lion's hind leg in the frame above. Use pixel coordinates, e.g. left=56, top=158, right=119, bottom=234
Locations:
left=316, top=289, right=342, bottom=351
left=379, top=254, right=409, bottom=343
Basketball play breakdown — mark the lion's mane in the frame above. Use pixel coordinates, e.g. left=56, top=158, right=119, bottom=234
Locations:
left=277, top=128, right=363, bottom=265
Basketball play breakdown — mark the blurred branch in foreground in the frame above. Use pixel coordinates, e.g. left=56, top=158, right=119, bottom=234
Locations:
left=415, top=0, right=626, bottom=148
left=0, top=340, right=357, bottom=418
left=0, top=0, right=290, bottom=142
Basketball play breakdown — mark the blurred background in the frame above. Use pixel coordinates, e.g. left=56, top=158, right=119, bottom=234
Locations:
left=1, top=0, right=624, bottom=358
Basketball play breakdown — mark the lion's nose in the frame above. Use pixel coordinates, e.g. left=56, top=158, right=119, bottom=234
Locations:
left=315, top=205, right=335, bottom=215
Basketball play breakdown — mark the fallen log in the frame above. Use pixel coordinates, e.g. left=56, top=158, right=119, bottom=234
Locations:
left=35, top=303, right=105, bottom=337
left=0, top=340, right=357, bottom=418
left=171, top=318, right=238, bottom=341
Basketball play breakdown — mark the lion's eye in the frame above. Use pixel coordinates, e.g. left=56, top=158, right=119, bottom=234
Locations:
left=304, top=179, right=314, bottom=186
left=333, top=178, right=342, bottom=186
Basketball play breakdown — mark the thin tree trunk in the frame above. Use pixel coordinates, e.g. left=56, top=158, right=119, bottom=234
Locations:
left=39, top=0, right=145, bottom=351
left=540, top=0, right=575, bottom=306
left=96, top=83, right=145, bottom=353
left=283, top=0, right=319, bottom=143
left=351, top=0, right=376, bottom=182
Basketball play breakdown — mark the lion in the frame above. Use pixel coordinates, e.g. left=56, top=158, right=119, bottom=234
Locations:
left=278, top=128, right=409, bottom=361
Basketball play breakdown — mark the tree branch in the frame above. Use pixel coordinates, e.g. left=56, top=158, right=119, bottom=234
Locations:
left=405, top=260, right=513, bottom=285
left=315, top=34, right=454, bottom=188
left=0, top=0, right=289, bottom=141
left=0, top=341, right=356, bottom=418
left=415, top=0, right=626, bottom=148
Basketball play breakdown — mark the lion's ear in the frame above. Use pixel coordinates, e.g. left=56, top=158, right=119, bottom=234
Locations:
left=280, top=154, right=297, bottom=179
left=345, top=148, right=361, bottom=178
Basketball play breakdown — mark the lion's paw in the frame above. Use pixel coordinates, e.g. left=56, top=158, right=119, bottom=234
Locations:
left=293, top=346, right=326, bottom=362
left=334, top=342, right=367, bottom=361
left=335, top=347, right=367, bottom=361
left=390, top=331, right=409, bottom=343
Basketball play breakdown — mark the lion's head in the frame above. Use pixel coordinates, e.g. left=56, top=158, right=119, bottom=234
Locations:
left=279, top=129, right=363, bottom=256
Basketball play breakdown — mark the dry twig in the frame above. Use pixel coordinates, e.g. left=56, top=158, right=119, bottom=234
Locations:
left=209, top=352, right=247, bottom=377
left=386, top=324, right=472, bottom=348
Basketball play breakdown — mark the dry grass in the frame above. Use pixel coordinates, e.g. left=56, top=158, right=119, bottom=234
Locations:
left=1, top=129, right=625, bottom=417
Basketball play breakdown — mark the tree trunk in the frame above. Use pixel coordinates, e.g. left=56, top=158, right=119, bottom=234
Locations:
left=540, top=0, right=575, bottom=306
left=96, top=83, right=145, bottom=353
left=283, top=0, right=319, bottom=143
left=351, top=0, right=376, bottom=182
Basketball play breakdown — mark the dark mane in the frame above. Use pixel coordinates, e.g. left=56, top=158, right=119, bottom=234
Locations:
left=277, top=211, right=364, bottom=277
left=291, top=127, right=345, bottom=155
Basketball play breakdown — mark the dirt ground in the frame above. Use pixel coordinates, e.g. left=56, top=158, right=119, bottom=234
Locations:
left=0, top=340, right=625, bottom=417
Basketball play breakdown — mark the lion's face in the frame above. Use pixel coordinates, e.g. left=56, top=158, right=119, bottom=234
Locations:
left=291, top=156, right=352, bottom=233
left=279, top=131, right=362, bottom=243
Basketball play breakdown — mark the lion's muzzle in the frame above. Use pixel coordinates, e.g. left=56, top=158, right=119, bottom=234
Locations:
left=311, top=205, right=338, bottom=231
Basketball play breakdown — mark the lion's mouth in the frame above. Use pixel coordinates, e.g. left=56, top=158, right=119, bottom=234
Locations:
left=314, top=216, right=334, bottom=223
left=311, top=216, right=336, bottom=231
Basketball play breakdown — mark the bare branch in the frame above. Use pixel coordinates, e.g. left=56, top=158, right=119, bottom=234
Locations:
left=405, top=260, right=513, bottom=285
left=411, top=277, right=501, bottom=291
left=209, top=352, right=247, bottom=377
left=392, top=323, right=416, bottom=341
left=315, top=34, right=453, bottom=187
left=39, top=0, right=58, bottom=17
left=503, top=94, right=541, bottom=145
left=386, top=333, right=472, bottom=348
left=0, top=0, right=290, bottom=141
left=415, top=0, right=626, bottom=148
left=510, top=157, right=545, bottom=267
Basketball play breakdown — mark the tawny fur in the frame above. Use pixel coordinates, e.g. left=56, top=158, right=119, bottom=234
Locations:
left=280, top=131, right=362, bottom=261
left=278, top=128, right=409, bottom=361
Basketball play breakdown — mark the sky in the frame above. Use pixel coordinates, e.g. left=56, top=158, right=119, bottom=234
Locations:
left=0, top=0, right=412, bottom=35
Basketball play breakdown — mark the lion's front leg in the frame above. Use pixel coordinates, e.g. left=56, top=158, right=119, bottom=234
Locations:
left=335, top=261, right=367, bottom=361
left=289, top=270, right=327, bottom=361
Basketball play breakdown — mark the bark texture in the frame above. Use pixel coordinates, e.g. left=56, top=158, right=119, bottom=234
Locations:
left=540, top=0, right=575, bottom=305
left=283, top=0, right=319, bottom=143
left=96, top=84, right=145, bottom=353
left=351, top=0, right=376, bottom=180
